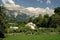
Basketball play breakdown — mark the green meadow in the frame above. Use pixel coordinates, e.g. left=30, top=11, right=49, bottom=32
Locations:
left=3, top=34, right=60, bottom=40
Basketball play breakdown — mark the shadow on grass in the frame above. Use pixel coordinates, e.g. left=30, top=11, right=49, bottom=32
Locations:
left=0, top=38, right=4, bottom=40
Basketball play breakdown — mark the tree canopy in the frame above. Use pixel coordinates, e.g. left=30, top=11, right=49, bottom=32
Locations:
left=0, top=6, right=6, bottom=38
left=54, top=7, right=60, bottom=15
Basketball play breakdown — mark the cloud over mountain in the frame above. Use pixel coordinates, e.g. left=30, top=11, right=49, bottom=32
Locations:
left=2, top=0, right=15, bottom=5
left=1, top=0, right=54, bottom=17
left=25, top=7, right=54, bottom=16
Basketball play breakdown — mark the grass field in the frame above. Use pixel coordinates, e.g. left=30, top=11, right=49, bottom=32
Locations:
left=3, top=34, right=60, bottom=40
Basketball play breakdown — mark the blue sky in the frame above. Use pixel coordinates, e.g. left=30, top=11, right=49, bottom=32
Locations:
left=0, top=0, right=60, bottom=9
left=14, top=0, right=60, bottom=9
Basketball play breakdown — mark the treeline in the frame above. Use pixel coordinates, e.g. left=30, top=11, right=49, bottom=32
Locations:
left=29, top=7, right=60, bottom=28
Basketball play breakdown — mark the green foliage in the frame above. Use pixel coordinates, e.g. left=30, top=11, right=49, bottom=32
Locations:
left=33, top=14, right=49, bottom=28
left=29, top=17, right=33, bottom=22
left=0, top=6, right=7, bottom=38
left=48, top=14, right=60, bottom=28
left=54, top=7, right=60, bottom=15
left=33, top=14, right=43, bottom=27
left=0, top=6, right=6, bottom=32
left=41, top=14, right=49, bottom=27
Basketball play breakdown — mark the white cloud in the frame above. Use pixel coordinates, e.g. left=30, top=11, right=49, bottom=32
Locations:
left=8, top=0, right=15, bottom=4
left=2, top=0, right=6, bottom=4
left=46, top=0, right=51, bottom=4
left=2, top=0, right=15, bottom=5
left=2, top=0, right=54, bottom=17
left=25, top=7, right=54, bottom=16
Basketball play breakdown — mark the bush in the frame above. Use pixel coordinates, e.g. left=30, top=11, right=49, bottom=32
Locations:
left=0, top=31, right=5, bottom=38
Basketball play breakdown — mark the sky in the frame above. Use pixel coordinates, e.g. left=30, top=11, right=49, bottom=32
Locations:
left=0, top=0, right=60, bottom=9
left=14, top=0, right=60, bottom=9
left=0, top=0, right=55, bottom=17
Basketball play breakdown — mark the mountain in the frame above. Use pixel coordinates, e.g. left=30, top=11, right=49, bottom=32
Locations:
left=1, top=0, right=54, bottom=18
left=3, top=4, right=54, bottom=22
left=1, top=0, right=54, bottom=21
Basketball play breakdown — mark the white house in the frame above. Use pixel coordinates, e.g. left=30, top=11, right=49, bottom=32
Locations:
left=10, top=26, right=18, bottom=30
left=25, top=22, right=36, bottom=29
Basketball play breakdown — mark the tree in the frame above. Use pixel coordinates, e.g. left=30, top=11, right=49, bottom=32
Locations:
left=33, top=14, right=43, bottom=28
left=48, top=7, right=60, bottom=28
left=41, top=14, right=49, bottom=27
left=29, top=17, right=33, bottom=22
left=54, top=7, right=60, bottom=15
left=48, top=14, right=60, bottom=28
left=0, top=6, right=6, bottom=38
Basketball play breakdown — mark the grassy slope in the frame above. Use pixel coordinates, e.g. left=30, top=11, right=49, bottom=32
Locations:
left=4, top=34, right=60, bottom=40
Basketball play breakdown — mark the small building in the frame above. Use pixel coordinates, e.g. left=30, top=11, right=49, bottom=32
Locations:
left=10, top=26, right=18, bottom=30
left=25, top=22, right=36, bottom=29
